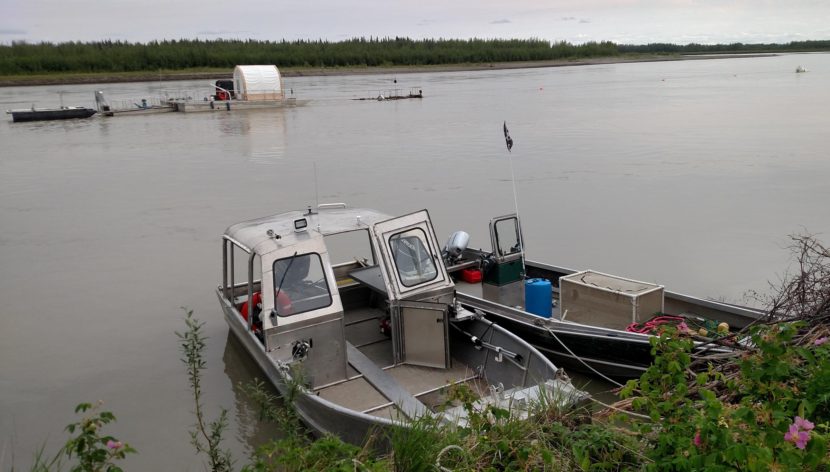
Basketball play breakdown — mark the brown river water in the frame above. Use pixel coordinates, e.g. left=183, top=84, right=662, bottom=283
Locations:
left=1, top=53, right=829, bottom=469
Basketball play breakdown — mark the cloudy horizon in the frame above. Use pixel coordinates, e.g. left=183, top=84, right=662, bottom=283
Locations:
left=2, top=0, right=829, bottom=46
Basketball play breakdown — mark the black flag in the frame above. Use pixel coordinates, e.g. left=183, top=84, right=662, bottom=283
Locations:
left=503, top=121, right=513, bottom=152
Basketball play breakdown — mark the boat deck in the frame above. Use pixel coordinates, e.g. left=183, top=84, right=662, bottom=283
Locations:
left=315, top=354, right=481, bottom=420
left=315, top=305, right=483, bottom=420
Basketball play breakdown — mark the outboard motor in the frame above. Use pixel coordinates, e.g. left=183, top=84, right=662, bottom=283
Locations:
left=442, top=231, right=470, bottom=264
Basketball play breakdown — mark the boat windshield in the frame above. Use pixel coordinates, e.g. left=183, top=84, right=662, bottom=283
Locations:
left=272, top=253, right=332, bottom=316
left=494, top=218, right=522, bottom=256
left=389, top=229, right=438, bottom=287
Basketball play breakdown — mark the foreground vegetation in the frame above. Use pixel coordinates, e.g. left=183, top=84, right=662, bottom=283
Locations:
left=1, top=38, right=828, bottom=78
left=19, top=234, right=830, bottom=470
left=24, top=402, right=135, bottom=472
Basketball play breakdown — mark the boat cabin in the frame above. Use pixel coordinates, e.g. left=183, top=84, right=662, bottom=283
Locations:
left=219, top=205, right=454, bottom=389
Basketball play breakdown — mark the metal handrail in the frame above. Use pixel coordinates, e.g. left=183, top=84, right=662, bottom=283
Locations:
left=318, top=203, right=347, bottom=209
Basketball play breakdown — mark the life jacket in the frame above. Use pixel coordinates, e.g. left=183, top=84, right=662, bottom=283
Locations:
left=240, top=292, right=262, bottom=322
left=241, top=291, right=293, bottom=323
left=275, top=290, right=293, bottom=315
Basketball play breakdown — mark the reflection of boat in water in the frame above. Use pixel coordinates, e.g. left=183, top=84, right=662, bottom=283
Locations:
left=7, top=106, right=96, bottom=122
left=443, top=214, right=766, bottom=380
left=217, top=204, right=587, bottom=446
left=221, top=332, right=284, bottom=450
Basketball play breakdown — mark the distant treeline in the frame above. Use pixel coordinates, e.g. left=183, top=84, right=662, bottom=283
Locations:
left=0, top=38, right=827, bottom=75
left=619, top=40, right=830, bottom=54
left=0, top=38, right=617, bottom=75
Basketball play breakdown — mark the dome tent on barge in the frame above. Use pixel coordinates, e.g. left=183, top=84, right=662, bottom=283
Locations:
left=232, top=65, right=284, bottom=101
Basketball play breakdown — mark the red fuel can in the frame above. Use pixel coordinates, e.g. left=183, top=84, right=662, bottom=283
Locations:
left=460, top=268, right=482, bottom=284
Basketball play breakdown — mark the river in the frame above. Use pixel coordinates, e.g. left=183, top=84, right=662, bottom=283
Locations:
left=1, top=53, right=828, bottom=469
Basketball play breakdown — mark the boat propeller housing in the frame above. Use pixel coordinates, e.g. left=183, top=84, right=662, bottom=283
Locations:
left=443, top=230, right=470, bottom=263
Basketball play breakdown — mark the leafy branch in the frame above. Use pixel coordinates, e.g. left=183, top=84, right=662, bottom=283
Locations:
left=177, top=309, right=233, bottom=472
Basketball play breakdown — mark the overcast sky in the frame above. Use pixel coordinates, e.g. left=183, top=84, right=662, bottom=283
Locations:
left=2, top=0, right=829, bottom=45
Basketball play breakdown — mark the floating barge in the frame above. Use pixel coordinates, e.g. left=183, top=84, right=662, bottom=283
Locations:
left=170, top=97, right=307, bottom=112
left=96, top=65, right=307, bottom=116
left=354, top=87, right=424, bottom=101
left=94, top=93, right=176, bottom=116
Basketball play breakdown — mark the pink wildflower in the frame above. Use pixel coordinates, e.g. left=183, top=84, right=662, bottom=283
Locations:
left=106, top=440, right=123, bottom=450
left=815, top=337, right=828, bottom=346
left=784, top=417, right=813, bottom=450
left=693, top=431, right=702, bottom=447
left=678, top=321, right=690, bottom=334
left=794, top=416, right=815, bottom=431
left=784, top=424, right=799, bottom=442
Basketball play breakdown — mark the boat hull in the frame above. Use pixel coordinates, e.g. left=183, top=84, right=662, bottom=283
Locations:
left=10, top=107, right=97, bottom=122
left=456, top=259, right=766, bottom=381
left=217, top=290, right=398, bottom=446
left=100, top=105, right=177, bottom=117
left=457, top=292, right=653, bottom=379
left=217, top=287, right=579, bottom=445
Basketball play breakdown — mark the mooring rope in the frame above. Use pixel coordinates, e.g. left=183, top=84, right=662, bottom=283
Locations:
left=538, top=322, right=626, bottom=388
left=435, top=444, right=464, bottom=472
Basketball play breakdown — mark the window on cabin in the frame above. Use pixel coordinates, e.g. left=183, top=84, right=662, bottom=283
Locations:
left=494, top=218, right=522, bottom=256
left=272, top=253, right=332, bottom=317
left=324, top=229, right=375, bottom=267
left=388, top=228, right=438, bottom=287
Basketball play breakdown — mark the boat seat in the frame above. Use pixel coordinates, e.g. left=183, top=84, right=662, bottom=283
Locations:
left=346, top=343, right=432, bottom=420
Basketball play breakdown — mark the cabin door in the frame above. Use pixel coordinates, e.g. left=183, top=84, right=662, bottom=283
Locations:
left=371, top=210, right=452, bottom=368
left=370, top=209, right=450, bottom=300
left=398, top=300, right=449, bottom=368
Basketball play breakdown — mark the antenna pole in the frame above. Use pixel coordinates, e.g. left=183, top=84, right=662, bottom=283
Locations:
left=503, top=121, right=526, bottom=278
left=313, top=162, right=320, bottom=210
left=506, top=150, right=526, bottom=278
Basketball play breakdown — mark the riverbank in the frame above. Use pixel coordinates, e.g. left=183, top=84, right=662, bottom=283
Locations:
left=0, top=53, right=776, bottom=87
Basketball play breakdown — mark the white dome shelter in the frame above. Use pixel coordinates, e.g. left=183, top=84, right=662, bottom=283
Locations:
left=233, top=65, right=284, bottom=101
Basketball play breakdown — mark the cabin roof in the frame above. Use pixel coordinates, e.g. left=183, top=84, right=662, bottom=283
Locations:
left=225, top=207, right=392, bottom=254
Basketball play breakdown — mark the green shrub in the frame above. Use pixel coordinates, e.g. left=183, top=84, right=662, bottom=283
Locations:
left=621, top=324, right=830, bottom=471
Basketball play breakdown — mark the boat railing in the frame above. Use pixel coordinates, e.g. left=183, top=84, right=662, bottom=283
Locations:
left=212, top=82, right=234, bottom=100
left=159, top=88, right=204, bottom=102
left=102, top=96, right=170, bottom=112
left=366, top=87, right=424, bottom=100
